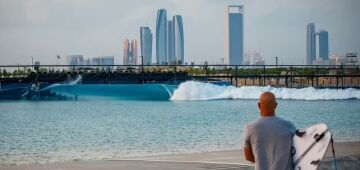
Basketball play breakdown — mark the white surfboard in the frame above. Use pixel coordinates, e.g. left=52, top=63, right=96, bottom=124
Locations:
left=292, top=123, right=332, bottom=170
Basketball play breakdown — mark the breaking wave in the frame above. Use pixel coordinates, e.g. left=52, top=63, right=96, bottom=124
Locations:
left=171, top=81, right=360, bottom=100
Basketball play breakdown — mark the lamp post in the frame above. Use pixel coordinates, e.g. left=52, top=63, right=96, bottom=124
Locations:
left=140, top=56, right=144, bottom=72
left=139, top=55, right=144, bottom=84
left=274, top=56, right=278, bottom=67
left=31, top=56, right=34, bottom=71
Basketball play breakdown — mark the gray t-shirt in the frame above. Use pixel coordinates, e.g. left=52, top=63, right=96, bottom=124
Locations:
left=243, top=116, right=296, bottom=170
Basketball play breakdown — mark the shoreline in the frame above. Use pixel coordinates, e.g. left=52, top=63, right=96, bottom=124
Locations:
left=1, top=141, right=359, bottom=170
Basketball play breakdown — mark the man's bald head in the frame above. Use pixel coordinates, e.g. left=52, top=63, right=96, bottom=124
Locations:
left=258, top=92, right=277, bottom=117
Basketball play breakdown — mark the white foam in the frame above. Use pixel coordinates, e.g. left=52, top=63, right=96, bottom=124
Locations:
left=171, top=81, right=360, bottom=100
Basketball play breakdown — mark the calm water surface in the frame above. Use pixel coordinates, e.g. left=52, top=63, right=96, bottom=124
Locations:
left=0, top=99, right=359, bottom=165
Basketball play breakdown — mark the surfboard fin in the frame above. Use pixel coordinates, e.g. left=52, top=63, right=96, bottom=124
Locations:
left=310, top=159, right=320, bottom=165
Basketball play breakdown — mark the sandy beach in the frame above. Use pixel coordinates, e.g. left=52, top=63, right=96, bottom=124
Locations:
left=1, top=141, right=359, bottom=170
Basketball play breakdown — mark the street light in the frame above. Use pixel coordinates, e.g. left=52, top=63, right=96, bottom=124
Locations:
left=30, top=56, right=34, bottom=71
left=139, top=55, right=144, bottom=72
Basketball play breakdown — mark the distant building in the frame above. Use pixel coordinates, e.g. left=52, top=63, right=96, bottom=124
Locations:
left=91, top=56, right=114, bottom=70
left=306, top=23, right=316, bottom=65
left=329, top=54, right=346, bottom=65
left=318, top=30, right=329, bottom=61
left=66, top=55, right=84, bottom=66
left=253, top=51, right=265, bottom=65
left=167, top=20, right=175, bottom=64
left=123, top=39, right=130, bottom=65
left=100, top=56, right=114, bottom=65
left=173, top=15, right=184, bottom=65
left=84, top=58, right=91, bottom=65
left=225, top=5, right=244, bottom=65
left=91, top=57, right=101, bottom=65
left=244, top=50, right=265, bottom=65
left=131, top=39, right=138, bottom=65
left=306, top=23, right=330, bottom=65
left=123, top=39, right=138, bottom=65
left=243, top=50, right=251, bottom=65
left=140, top=27, right=153, bottom=65
left=156, top=9, right=167, bottom=64
left=345, top=53, right=358, bottom=65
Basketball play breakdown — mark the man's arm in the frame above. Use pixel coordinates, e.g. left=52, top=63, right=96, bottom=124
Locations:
left=244, top=147, right=255, bottom=163
left=243, top=125, right=255, bottom=163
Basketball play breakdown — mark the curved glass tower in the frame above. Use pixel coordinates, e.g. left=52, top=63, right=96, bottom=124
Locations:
left=167, top=20, right=175, bottom=64
left=130, top=39, right=138, bottom=65
left=123, top=39, right=130, bottom=65
left=306, top=23, right=316, bottom=65
left=156, top=9, right=167, bottom=64
left=140, top=27, right=153, bottom=65
left=173, top=15, right=184, bottom=65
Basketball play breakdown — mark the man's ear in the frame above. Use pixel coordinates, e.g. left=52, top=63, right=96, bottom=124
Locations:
left=275, top=102, right=277, bottom=108
left=258, top=102, right=261, bottom=109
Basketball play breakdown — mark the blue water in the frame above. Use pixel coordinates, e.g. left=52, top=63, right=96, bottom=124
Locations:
left=0, top=83, right=360, bottom=165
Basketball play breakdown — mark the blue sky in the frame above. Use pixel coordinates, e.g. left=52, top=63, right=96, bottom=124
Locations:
left=0, top=0, right=359, bottom=65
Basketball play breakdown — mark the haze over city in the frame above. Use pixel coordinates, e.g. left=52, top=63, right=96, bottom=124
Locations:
left=0, top=0, right=359, bottom=65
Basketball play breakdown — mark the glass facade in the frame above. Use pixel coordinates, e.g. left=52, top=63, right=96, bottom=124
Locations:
left=306, top=23, right=316, bottom=65
left=140, top=27, right=153, bottom=65
left=319, top=30, right=329, bottom=61
left=167, top=20, right=175, bottom=64
left=225, top=6, right=243, bottom=65
left=156, top=9, right=167, bottom=64
left=173, top=15, right=184, bottom=65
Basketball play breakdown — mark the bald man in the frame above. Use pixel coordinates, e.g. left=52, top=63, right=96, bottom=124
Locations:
left=243, top=92, right=296, bottom=170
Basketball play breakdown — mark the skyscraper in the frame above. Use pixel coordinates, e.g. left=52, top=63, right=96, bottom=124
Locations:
left=140, top=27, right=152, bottom=65
left=123, top=39, right=137, bottom=65
left=306, top=23, right=316, bottom=65
left=123, top=39, right=131, bottom=65
left=319, top=30, right=329, bottom=61
left=131, top=39, right=138, bottom=65
left=156, top=9, right=167, bottom=64
left=225, top=5, right=244, bottom=65
left=167, top=20, right=175, bottom=64
left=173, top=15, right=184, bottom=65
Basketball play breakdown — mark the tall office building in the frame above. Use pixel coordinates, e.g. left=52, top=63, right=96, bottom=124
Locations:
left=167, top=20, right=175, bottom=64
left=173, top=15, right=184, bottom=64
left=156, top=9, right=167, bottom=64
left=140, top=27, right=153, bottom=65
left=131, top=40, right=138, bottom=65
left=225, top=5, right=244, bottom=65
left=123, top=39, right=137, bottom=65
left=123, top=39, right=131, bottom=65
left=318, top=30, right=329, bottom=61
left=306, top=23, right=316, bottom=65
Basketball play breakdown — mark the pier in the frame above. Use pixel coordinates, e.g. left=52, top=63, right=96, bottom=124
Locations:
left=0, top=64, right=359, bottom=89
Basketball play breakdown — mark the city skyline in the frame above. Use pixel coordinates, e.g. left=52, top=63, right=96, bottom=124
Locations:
left=0, top=0, right=359, bottom=65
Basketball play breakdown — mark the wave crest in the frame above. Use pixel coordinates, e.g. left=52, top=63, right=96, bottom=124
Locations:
left=170, top=81, right=360, bottom=100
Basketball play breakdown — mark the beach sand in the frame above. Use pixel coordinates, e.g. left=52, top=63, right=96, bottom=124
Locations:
left=1, top=141, right=359, bottom=170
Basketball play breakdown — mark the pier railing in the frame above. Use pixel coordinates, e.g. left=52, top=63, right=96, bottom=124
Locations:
left=0, top=64, right=359, bottom=89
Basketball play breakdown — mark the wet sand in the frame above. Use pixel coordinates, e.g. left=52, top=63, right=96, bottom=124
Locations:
left=1, top=141, right=359, bottom=170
